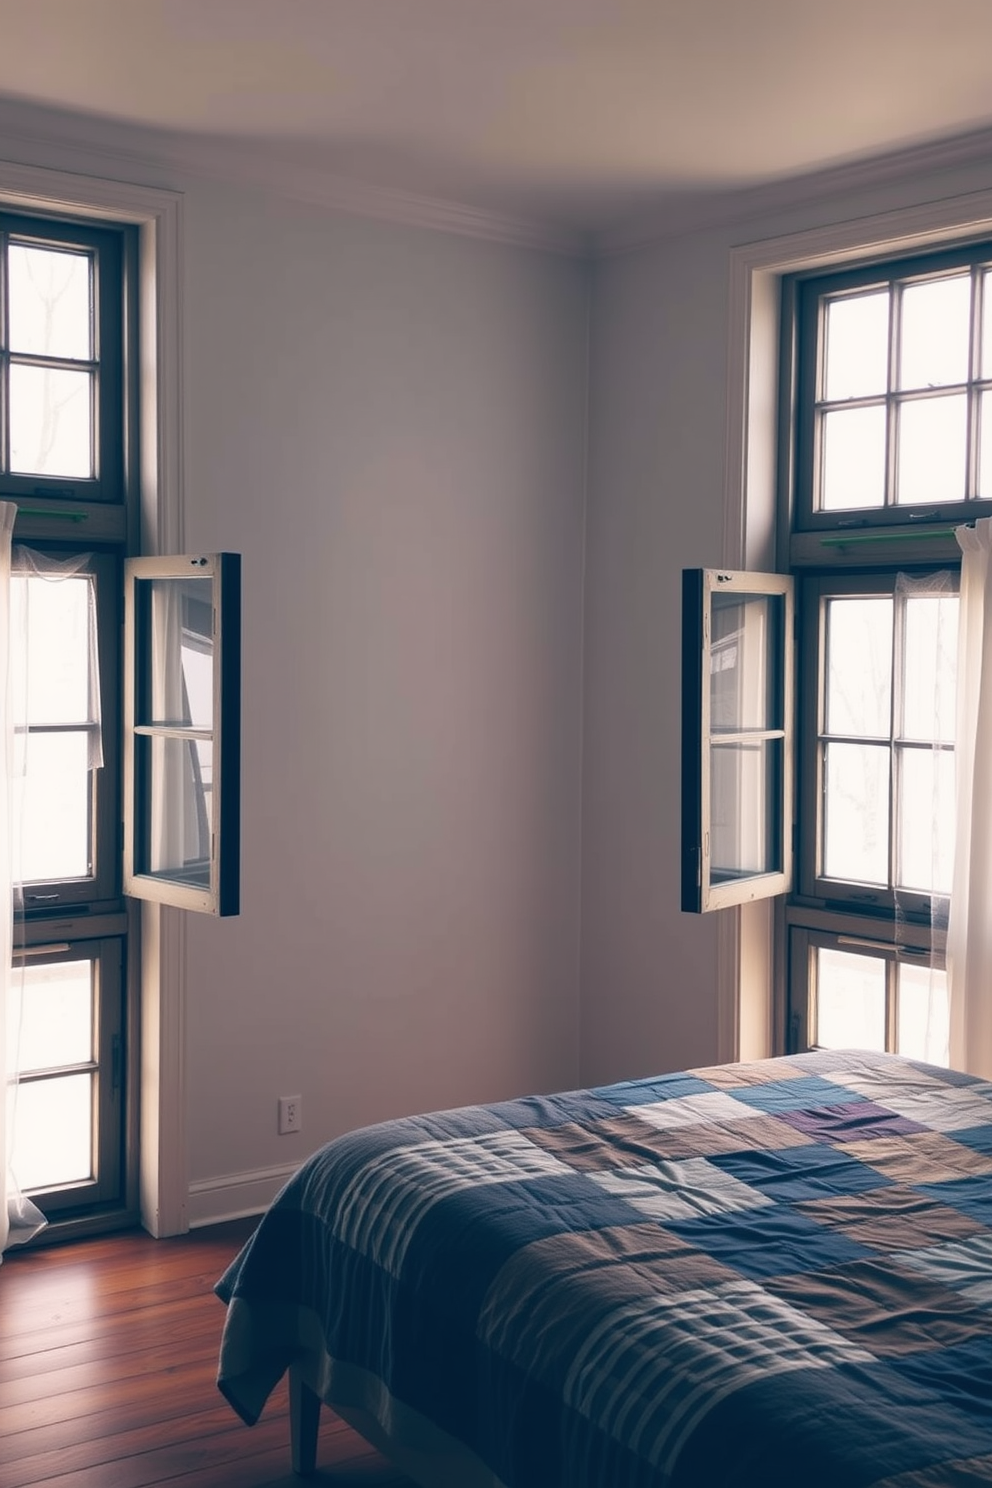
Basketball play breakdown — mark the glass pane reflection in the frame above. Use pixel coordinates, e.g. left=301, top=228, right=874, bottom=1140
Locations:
left=15, top=960, right=93, bottom=1072
left=8, top=243, right=92, bottom=360
left=821, top=405, right=886, bottom=510
left=816, top=947, right=886, bottom=1052
left=825, top=291, right=889, bottom=400
left=823, top=741, right=889, bottom=884
left=897, top=394, right=967, bottom=506
left=10, top=364, right=92, bottom=478
left=139, top=577, right=214, bottom=729
left=138, top=735, right=212, bottom=885
left=709, top=592, right=782, bottom=732
left=825, top=598, right=892, bottom=738
left=710, top=739, right=782, bottom=883
left=14, top=1074, right=92, bottom=1191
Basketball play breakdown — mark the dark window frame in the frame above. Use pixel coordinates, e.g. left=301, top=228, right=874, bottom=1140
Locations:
left=1, top=212, right=128, bottom=506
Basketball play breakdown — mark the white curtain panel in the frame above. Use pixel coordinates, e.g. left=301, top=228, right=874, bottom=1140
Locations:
left=949, top=517, right=992, bottom=1078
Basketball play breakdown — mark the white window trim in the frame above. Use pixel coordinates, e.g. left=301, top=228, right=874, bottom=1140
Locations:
left=0, top=157, right=188, bottom=1235
left=720, top=188, right=992, bottom=1067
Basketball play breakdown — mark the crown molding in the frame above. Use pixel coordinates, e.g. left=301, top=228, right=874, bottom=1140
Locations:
left=0, top=97, right=586, bottom=257
left=596, top=123, right=992, bottom=257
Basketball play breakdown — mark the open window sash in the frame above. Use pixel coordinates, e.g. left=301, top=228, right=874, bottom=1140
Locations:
left=123, top=553, right=241, bottom=917
left=682, top=568, right=794, bottom=913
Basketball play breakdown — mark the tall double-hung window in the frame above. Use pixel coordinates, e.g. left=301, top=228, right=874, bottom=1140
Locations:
left=2, top=210, right=239, bottom=1241
left=683, top=241, right=992, bottom=1065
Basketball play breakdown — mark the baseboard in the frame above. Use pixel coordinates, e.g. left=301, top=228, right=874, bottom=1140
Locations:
left=187, top=1162, right=299, bottom=1228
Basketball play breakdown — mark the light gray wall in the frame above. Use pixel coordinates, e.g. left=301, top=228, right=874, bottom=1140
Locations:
left=179, top=184, right=589, bottom=1181
left=579, top=156, right=992, bottom=1087
left=0, top=116, right=589, bottom=1196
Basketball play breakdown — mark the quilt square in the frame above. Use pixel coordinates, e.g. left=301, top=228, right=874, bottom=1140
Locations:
left=594, top=1072, right=717, bottom=1107
left=767, top=1256, right=988, bottom=1356
left=690, top=1059, right=809, bottom=1088
left=587, top=1156, right=773, bottom=1224
left=843, top=1131, right=992, bottom=1185
left=335, top=1130, right=577, bottom=1275
left=776, top=1099, right=924, bottom=1144
left=626, top=1089, right=776, bottom=1131
left=854, top=1082, right=992, bottom=1135
left=478, top=1223, right=743, bottom=1365
left=919, top=1175, right=992, bottom=1230
left=797, top=1185, right=986, bottom=1254
left=895, top=1232, right=992, bottom=1305
left=711, top=1142, right=891, bottom=1203
left=947, top=1122, right=992, bottom=1159
left=561, top=1278, right=872, bottom=1477
left=668, top=1203, right=871, bottom=1279
left=727, top=1074, right=868, bottom=1115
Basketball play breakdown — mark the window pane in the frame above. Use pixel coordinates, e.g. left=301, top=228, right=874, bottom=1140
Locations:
left=823, top=741, right=889, bottom=884
left=816, top=947, right=886, bottom=1051
left=710, top=592, right=781, bottom=732
left=138, top=735, right=212, bottom=885
left=825, top=597, right=892, bottom=737
left=979, top=389, right=992, bottom=499
left=902, top=594, right=958, bottom=742
left=15, top=732, right=92, bottom=881
left=11, top=574, right=96, bottom=725
left=820, top=404, right=886, bottom=510
left=8, top=243, right=92, bottom=360
left=710, top=739, right=781, bottom=882
left=824, top=291, right=889, bottom=400
left=899, top=274, right=971, bottom=390
left=896, top=395, right=967, bottom=505
left=897, top=746, right=955, bottom=895
left=897, top=962, right=949, bottom=1066
left=983, top=269, right=992, bottom=379
left=13, top=1073, right=92, bottom=1190
left=12, top=959, right=93, bottom=1071
left=10, top=364, right=93, bottom=478
left=141, top=577, right=214, bottom=729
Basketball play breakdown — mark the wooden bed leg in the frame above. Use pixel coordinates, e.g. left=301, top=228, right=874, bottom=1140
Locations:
left=289, top=1363, right=321, bottom=1477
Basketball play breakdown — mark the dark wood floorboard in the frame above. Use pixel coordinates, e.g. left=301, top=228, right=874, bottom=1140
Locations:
left=0, top=1218, right=415, bottom=1486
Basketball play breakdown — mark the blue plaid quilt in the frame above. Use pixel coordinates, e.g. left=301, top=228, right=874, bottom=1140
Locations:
left=216, top=1051, right=992, bottom=1486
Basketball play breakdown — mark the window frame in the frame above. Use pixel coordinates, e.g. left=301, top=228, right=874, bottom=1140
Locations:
left=12, top=545, right=123, bottom=916
left=795, top=565, right=960, bottom=920
left=681, top=567, right=794, bottom=912
left=11, top=936, right=125, bottom=1218
left=774, top=241, right=992, bottom=1063
left=0, top=211, right=126, bottom=506
left=123, top=551, right=242, bottom=918
left=793, top=239, right=992, bottom=536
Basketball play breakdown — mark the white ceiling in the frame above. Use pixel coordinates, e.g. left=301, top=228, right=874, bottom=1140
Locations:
left=3, top=0, right=992, bottom=233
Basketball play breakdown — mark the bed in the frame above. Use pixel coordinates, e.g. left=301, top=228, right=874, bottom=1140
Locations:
left=215, top=1050, right=992, bottom=1486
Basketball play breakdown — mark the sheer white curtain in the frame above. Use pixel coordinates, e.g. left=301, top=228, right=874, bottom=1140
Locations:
left=948, top=517, right=992, bottom=1078
left=893, top=569, right=957, bottom=1069
left=1, top=501, right=45, bottom=1256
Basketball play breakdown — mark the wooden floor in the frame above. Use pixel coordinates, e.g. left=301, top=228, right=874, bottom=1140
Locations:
left=0, top=1218, right=417, bottom=1487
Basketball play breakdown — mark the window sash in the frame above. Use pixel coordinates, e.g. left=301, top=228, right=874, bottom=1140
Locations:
left=0, top=212, right=127, bottom=505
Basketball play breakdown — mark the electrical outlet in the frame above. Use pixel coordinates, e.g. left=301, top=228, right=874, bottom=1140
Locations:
left=278, top=1095, right=302, bottom=1134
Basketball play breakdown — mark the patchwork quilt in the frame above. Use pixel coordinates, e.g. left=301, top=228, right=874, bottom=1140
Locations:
left=216, top=1051, right=992, bottom=1486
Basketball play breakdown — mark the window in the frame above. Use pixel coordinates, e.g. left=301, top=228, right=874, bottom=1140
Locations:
left=2, top=210, right=240, bottom=1239
left=684, top=239, right=992, bottom=1067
